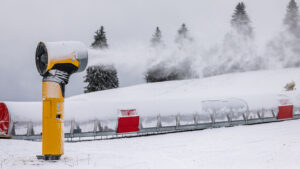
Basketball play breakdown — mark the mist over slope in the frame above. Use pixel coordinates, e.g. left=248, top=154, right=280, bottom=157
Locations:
left=0, top=0, right=295, bottom=101
left=87, top=0, right=300, bottom=86
left=65, top=68, right=300, bottom=122
left=6, top=68, right=300, bottom=123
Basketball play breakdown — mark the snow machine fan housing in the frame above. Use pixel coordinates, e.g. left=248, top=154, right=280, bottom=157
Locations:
left=35, top=41, right=88, bottom=77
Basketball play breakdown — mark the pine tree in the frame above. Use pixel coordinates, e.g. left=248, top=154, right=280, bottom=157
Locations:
left=204, top=2, right=261, bottom=77
left=145, top=59, right=196, bottom=83
left=91, top=26, right=109, bottom=49
left=145, top=23, right=197, bottom=83
left=151, top=27, right=163, bottom=47
left=231, top=2, right=253, bottom=37
left=177, top=24, right=188, bottom=39
left=265, top=0, right=300, bottom=68
left=175, top=23, right=193, bottom=44
left=284, top=0, right=300, bottom=36
left=145, top=67, right=182, bottom=83
left=145, top=65, right=180, bottom=83
left=84, top=65, right=118, bottom=93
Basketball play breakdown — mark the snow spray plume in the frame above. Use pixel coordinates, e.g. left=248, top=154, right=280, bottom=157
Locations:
left=265, top=0, right=300, bottom=69
left=87, top=3, right=292, bottom=86
left=87, top=25, right=203, bottom=86
left=203, top=2, right=263, bottom=77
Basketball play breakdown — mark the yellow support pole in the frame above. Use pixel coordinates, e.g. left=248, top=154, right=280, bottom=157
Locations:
left=42, top=82, right=65, bottom=160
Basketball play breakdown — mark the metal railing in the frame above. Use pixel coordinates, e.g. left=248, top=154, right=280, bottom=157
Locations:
left=10, top=110, right=300, bottom=142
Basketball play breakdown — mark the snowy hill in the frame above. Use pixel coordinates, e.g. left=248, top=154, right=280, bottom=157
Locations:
left=6, top=68, right=300, bottom=123
left=70, top=67, right=300, bottom=103
left=66, top=68, right=300, bottom=118
left=2, top=68, right=300, bottom=169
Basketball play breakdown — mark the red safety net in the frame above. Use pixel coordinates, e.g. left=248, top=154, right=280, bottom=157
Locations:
left=277, top=105, right=293, bottom=119
left=117, top=109, right=139, bottom=133
left=0, top=103, right=9, bottom=135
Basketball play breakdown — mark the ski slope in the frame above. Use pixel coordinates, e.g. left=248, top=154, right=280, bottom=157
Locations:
left=5, top=68, right=300, bottom=123
left=1, top=119, right=300, bottom=169
left=2, top=68, right=300, bottom=169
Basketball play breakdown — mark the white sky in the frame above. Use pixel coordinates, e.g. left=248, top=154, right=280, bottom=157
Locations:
left=0, top=0, right=289, bottom=101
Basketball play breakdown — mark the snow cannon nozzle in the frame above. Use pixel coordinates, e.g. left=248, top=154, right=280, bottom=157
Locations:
left=35, top=41, right=88, bottom=77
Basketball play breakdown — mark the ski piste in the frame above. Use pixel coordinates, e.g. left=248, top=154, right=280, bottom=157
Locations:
left=2, top=68, right=300, bottom=142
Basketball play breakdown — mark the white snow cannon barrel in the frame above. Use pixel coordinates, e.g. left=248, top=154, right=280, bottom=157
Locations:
left=36, top=41, right=88, bottom=77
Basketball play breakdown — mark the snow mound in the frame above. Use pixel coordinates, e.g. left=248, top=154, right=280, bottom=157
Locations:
left=4, top=68, right=300, bottom=123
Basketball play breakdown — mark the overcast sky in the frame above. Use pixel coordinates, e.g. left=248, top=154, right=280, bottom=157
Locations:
left=0, top=0, right=288, bottom=101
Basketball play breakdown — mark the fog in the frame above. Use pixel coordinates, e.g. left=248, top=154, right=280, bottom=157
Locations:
left=0, top=0, right=289, bottom=101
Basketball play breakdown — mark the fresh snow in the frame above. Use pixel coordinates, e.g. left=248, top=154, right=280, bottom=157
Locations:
left=5, top=68, right=300, bottom=123
left=2, top=68, right=300, bottom=168
left=1, top=119, right=300, bottom=169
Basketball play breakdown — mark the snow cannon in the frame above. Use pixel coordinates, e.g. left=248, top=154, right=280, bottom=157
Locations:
left=35, top=41, right=88, bottom=160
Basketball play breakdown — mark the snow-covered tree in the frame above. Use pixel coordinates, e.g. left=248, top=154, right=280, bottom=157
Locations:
left=145, top=65, right=179, bottom=83
left=203, top=2, right=261, bottom=77
left=175, top=23, right=193, bottom=46
left=146, top=23, right=197, bottom=82
left=91, top=26, right=109, bottom=49
left=231, top=2, right=253, bottom=37
left=284, top=0, right=300, bottom=37
left=265, top=0, right=300, bottom=68
left=151, top=27, right=163, bottom=47
left=145, top=58, right=196, bottom=83
left=84, top=65, right=118, bottom=93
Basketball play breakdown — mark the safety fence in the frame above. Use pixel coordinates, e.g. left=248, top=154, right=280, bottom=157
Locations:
left=9, top=105, right=300, bottom=142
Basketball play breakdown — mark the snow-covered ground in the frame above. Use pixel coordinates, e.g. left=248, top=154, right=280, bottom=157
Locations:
left=6, top=68, right=300, bottom=122
left=1, top=119, right=300, bottom=169
left=4, top=68, right=300, bottom=134
left=2, top=68, right=300, bottom=168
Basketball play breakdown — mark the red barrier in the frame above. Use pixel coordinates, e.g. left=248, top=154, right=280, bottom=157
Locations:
left=117, top=109, right=140, bottom=133
left=117, top=116, right=140, bottom=133
left=277, top=105, right=293, bottom=119
left=0, top=103, right=9, bottom=135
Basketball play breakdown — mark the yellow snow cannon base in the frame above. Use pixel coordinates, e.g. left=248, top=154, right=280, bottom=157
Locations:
left=42, top=81, right=64, bottom=158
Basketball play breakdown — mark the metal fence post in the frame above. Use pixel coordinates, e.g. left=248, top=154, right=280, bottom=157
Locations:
left=257, top=111, right=262, bottom=119
left=242, top=113, right=248, bottom=123
left=8, top=121, right=16, bottom=136
left=227, top=112, right=232, bottom=123
left=194, top=112, right=198, bottom=125
left=261, top=108, right=265, bottom=119
left=93, top=119, right=102, bottom=132
left=139, top=117, right=143, bottom=130
left=176, top=113, right=180, bottom=128
left=271, top=109, right=276, bottom=118
left=210, top=110, right=216, bottom=125
left=26, top=122, right=34, bottom=136
left=157, top=114, right=162, bottom=129
left=70, top=120, right=75, bottom=142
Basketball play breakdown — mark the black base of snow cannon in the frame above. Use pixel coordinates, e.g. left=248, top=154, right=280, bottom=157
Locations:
left=36, top=155, right=61, bottom=160
left=0, top=135, right=12, bottom=139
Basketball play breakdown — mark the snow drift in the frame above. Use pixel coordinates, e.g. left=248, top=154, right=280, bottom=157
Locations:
left=2, top=68, right=300, bottom=135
